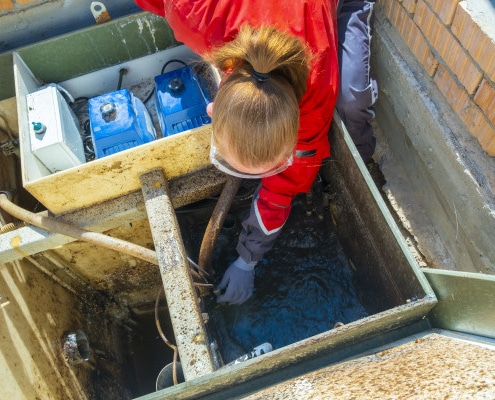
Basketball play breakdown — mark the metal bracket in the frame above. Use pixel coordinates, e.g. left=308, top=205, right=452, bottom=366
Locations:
left=90, top=2, right=111, bottom=24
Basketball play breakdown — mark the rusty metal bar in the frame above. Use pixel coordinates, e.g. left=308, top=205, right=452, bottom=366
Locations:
left=198, top=175, right=241, bottom=275
left=139, top=168, right=215, bottom=381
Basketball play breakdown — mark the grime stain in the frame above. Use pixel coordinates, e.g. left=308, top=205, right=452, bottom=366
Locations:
left=10, top=236, right=29, bottom=258
left=109, top=161, right=123, bottom=171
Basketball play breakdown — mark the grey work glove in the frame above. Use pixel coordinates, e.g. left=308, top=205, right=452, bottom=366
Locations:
left=216, top=256, right=257, bottom=305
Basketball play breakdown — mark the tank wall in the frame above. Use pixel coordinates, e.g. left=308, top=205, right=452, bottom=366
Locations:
left=0, top=257, right=135, bottom=399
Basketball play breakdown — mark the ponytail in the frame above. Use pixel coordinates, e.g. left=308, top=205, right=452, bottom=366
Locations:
left=206, top=25, right=311, bottom=168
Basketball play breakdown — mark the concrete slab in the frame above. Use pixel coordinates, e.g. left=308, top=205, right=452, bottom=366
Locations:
left=241, top=331, right=495, bottom=399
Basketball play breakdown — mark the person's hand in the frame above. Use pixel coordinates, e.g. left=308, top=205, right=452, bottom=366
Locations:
left=216, top=256, right=256, bottom=305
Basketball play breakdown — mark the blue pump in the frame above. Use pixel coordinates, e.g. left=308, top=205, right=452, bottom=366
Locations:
left=154, top=65, right=214, bottom=137
left=88, top=89, right=157, bottom=158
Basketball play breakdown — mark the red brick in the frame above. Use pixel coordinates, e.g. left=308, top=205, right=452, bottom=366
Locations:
left=434, top=64, right=495, bottom=154
left=451, top=2, right=495, bottom=81
left=434, top=64, right=470, bottom=115
left=486, top=137, right=495, bottom=156
left=15, top=0, right=42, bottom=5
left=460, top=104, right=495, bottom=155
left=402, top=0, right=417, bottom=14
left=381, top=0, right=438, bottom=75
left=0, top=0, right=14, bottom=11
left=474, top=79, right=495, bottom=127
left=403, top=18, right=438, bottom=75
left=414, top=0, right=482, bottom=94
left=425, top=0, right=460, bottom=24
left=379, top=0, right=400, bottom=25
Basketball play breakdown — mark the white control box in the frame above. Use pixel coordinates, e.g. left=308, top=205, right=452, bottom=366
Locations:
left=27, top=86, right=85, bottom=173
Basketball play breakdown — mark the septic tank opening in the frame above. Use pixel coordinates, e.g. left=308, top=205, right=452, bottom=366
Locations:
left=176, top=178, right=389, bottom=365
left=125, top=157, right=431, bottom=397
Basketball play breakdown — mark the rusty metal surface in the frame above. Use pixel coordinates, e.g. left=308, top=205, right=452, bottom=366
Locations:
left=139, top=168, right=215, bottom=381
left=242, top=332, right=495, bottom=399
left=198, top=175, right=241, bottom=274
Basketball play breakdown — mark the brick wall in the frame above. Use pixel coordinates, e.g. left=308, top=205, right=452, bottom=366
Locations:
left=377, top=0, right=495, bottom=156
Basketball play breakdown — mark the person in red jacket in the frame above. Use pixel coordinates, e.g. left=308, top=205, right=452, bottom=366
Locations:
left=135, top=0, right=377, bottom=305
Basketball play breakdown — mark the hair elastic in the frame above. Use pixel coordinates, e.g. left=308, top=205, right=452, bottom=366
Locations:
left=252, top=69, right=271, bottom=82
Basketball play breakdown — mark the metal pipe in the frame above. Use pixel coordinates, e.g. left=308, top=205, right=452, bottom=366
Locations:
left=0, top=192, right=158, bottom=265
left=198, top=176, right=241, bottom=275
left=0, top=192, right=213, bottom=291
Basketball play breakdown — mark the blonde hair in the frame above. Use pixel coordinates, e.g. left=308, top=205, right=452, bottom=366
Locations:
left=206, top=25, right=311, bottom=168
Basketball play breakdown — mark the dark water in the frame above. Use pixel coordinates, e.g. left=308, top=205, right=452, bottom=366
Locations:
left=199, top=193, right=368, bottom=364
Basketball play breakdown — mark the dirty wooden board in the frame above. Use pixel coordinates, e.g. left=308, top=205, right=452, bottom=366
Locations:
left=22, top=125, right=211, bottom=215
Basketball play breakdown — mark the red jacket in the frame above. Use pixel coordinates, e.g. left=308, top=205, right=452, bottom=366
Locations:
left=136, top=0, right=339, bottom=257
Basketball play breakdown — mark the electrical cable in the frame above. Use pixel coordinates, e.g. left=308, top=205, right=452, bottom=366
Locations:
left=142, top=88, right=155, bottom=104
left=117, top=68, right=128, bottom=91
left=155, top=285, right=179, bottom=385
left=161, top=59, right=187, bottom=75
left=143, top=59, right=188, bottom=104
left=72, top=97, right=89, bottom=115
left=81, top=120, right=95, bottom=161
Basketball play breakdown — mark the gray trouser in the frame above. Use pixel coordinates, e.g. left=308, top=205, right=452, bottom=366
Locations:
left=336, top=0, right=377, bottom=161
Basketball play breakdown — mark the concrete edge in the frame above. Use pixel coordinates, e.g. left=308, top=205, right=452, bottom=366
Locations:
left=372, top=12, right=495, bottom=274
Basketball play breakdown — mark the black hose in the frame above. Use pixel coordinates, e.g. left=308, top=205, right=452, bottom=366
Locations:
left=117, top=68, right=128, bottom=90
left=161, top=59, right=187, bottom=75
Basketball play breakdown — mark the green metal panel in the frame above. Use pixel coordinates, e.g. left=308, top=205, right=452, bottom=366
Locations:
left=17, top=12, right=176, bottom=83
left=0, top=53, right=14, bottom=100
left=0, top=12, right=177, bottom=100
left=424, top=268, right=495, bottom=339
